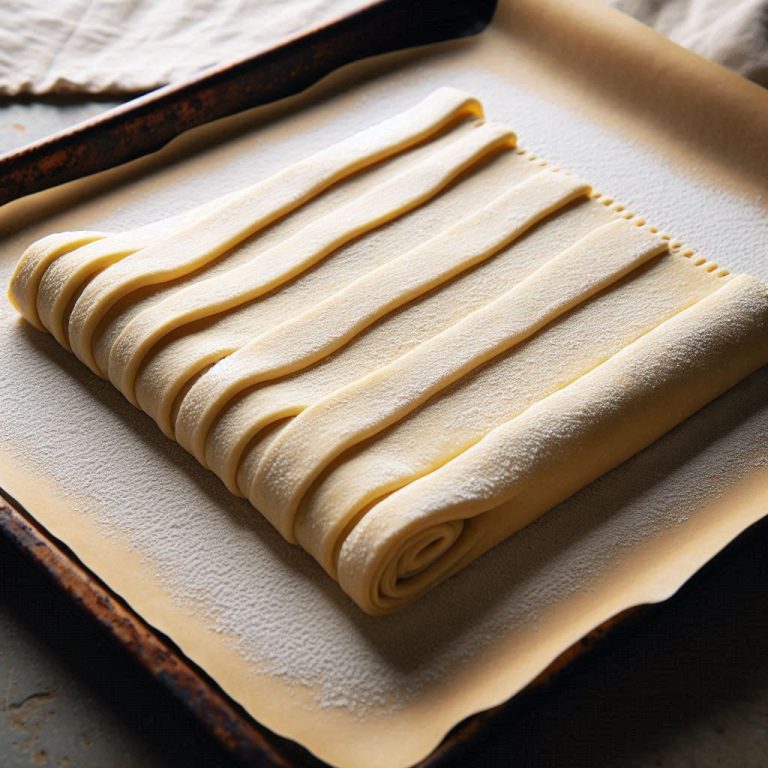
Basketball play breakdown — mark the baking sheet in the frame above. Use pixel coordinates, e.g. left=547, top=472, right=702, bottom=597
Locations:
left=0, top=1, right=766, bottom=767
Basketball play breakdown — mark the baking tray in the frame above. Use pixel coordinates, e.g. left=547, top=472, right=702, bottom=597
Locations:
left=2, top=485, right=766, bottom=766
left=0, top=487, right=641, bottom=766
left=0, top=0, right=496, bottom=205
left=1, top=0, right=766, bottom=764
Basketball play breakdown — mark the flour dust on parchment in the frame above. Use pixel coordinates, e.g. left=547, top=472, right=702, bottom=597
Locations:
left=0, top=80, right=766, bottom=715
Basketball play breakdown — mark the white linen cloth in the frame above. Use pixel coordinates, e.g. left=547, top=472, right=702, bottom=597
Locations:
left=0, top=0, right=766, bottom=95
left=0, top=0, right=365, bottom=95
left=607, top=0, right=768, bottom=85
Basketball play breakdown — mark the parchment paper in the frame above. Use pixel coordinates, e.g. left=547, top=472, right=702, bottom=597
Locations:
left=0, top=2, right=766, bottom=766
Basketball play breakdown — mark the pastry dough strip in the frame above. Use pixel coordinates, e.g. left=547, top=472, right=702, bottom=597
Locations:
left=34, top=193, right=242, bottom=348
left=10, top=231, right=107, bottom=329
left=337, top=274, right=768, bottom=613
left=175, top=169, right=590, bottom=468
left=65, top=88, right=486, bottom=375
left=295, top=254, right=724, bottom=577
left=253, top=219, right=666, bottom=540
left=106, top=121, right=515, bottom=412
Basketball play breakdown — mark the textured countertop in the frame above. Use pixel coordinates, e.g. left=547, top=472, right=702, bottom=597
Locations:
left=1, top=102, right=767, bottom=768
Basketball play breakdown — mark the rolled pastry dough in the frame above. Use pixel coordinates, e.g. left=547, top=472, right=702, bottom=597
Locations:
left=9, top=88, right=768, bottom=613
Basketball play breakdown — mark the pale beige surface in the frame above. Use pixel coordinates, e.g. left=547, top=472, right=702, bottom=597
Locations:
left=0, top=1, right=767, bottom=766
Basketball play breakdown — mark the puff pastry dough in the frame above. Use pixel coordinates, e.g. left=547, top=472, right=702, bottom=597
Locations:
left=10, top=88, right=768, bottom=613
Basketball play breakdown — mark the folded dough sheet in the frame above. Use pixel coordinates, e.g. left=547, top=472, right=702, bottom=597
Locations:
left=2, top=1, right=767, bottom=765
left=9, top=87, right=768, bottom=613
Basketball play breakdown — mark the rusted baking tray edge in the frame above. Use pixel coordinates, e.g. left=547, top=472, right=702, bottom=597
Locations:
left=0, top=0, right=496, bottom=207
left=3, top=486, right=765, bottom=767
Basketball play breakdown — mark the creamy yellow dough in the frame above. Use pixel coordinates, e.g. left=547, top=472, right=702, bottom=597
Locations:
left=9, top=88, right=768, bottom=614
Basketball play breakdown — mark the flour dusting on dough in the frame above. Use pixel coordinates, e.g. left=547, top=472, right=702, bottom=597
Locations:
left=0, top=76, right=766, bottom=719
